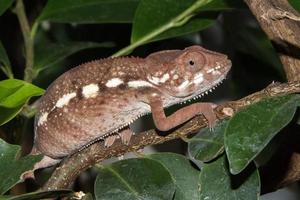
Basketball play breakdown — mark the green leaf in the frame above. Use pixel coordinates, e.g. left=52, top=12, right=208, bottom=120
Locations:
left=38, top=0, right=140, bottom=23
left=0, top=0, right=13, bottom=16
left=114, top=0, right=214, bottom=56
left=196, top=0, right=245, bottom=11
left=0, top=195, right=8, bottom=200
left=0, top=106, right=23, bottom=127
left=153, top=0, right=244, bottom=42
left=131, top=0, right=213, bottom=43
left=94, top=158, right=175, bottom=200
left=0, top=139, right=43, bottom=194
left=0, top=41, right=10, bottom=67
left=289, top=0, right=300, bottom=12
left=152, top=17, right=215, bottom=43
left=225, top=94, right=300, bottom=174
left=131, top=0, right=242, bottom=43
left=0, top=40, right=13, bottom=78
left=148, top=153, right=200, bottom=200
left=34, top=41, right=114, bottom=74
left=199, top=155, right=260, bottom=200
left=5, top=190, right=72, bottom=200
left=0, top=79, right=44, bottom=125
left=131, top=0, right=245, bottom=43
left=188, top=119, right=228, bottom=162
left=0, top=79, right=44, bottom=108
left=114, top=0, right=239, bottom=56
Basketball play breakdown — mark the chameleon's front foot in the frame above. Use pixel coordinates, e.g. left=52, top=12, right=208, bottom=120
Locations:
left=150, top=97, right=218, bottom=132
left=200, top=103, right=218, bottom=131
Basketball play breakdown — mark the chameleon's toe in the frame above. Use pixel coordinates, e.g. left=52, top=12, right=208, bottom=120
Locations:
left=104, top=135, right=117, bottom=147
left=119, top=129, right=133, bottom=145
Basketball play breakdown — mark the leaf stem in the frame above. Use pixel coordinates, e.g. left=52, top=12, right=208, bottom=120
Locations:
left=0, top=65, right=14, bottom=78
left=15, top=0, right=35, bottom=82
left=112, top=0, right=212, bottom=57
left=30, top=21, right=39, bottom=39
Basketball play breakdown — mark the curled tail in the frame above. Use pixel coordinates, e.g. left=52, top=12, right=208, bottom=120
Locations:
left=21, top=145, right=61, bottom=181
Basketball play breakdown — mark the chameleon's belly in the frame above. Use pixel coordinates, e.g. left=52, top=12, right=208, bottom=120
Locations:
left=34, top=98, right=150, bottom=158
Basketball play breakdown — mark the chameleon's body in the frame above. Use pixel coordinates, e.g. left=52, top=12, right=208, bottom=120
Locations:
left=31, top=46, right=231, bottom=173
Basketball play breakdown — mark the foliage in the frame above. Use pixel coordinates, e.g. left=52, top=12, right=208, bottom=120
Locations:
left=0, top=0, right=299, bottom=199
left=0, top=79, right=44, bottom=125
left=0, top=138, right=42, bottom=195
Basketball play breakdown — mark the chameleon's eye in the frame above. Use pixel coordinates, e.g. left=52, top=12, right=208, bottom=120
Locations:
left=189, top=60, right=195, bottom=66
left=178, top=51, right=205, bottom=72
left=187, top=58, right=200, bottom=72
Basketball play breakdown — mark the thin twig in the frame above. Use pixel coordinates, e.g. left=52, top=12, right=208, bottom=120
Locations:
left=15, top=0, right=35, bottom=83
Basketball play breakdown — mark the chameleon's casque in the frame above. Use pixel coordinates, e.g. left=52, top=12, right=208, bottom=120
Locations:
left=31, top=45, right=231, bottom=172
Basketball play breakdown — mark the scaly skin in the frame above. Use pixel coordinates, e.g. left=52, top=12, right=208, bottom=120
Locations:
left=26, top=45, right=231, bottom=177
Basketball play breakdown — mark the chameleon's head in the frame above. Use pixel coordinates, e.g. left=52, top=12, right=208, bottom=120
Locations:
left=145, top=45, right=231, bottom=98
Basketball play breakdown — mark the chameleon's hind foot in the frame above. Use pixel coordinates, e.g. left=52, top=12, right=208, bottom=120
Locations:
left=104, top=135, right=117, bottom=147
left=118, top=129, right=134, bottom=145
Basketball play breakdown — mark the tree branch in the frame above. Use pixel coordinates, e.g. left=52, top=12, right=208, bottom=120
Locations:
left=244, top=0, right=300, bottom=82
left=42, top=81, right=300, bottom=190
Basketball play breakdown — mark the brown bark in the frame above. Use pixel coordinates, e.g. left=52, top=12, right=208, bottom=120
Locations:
left=244, top=0, right=300, bottom=82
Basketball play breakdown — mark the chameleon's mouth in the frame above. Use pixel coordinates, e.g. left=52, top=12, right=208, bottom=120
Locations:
left=179, top=76, right=225, bottom=105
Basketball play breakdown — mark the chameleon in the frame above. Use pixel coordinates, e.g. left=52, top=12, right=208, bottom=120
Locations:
left=26, top=45, right=231, bottom=177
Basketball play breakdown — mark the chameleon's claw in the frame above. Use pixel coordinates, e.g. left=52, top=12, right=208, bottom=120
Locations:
left=208, top=119, right=216, bottom=132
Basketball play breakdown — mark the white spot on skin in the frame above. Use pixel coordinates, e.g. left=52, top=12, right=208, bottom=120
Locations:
left=38, top=112, right=48, bottom=126
left=212, top=70, right=221, bottom=75
left=206, top=68, right=215, bottom=73
left=82, top=83, right=99, bottom=98
left=148, top=76, right=160, bottom=85
left=147, top=73, right=170, bottom=84
left=173, top=74, right=179, bottom=80
left=55, top=92, right=76, bottom=108
left=177, top=80, right=190, bottom=90
left=206, top=65, right=222, bottom=74
left=105, top=78, right=124, bottom=87
left=160, top=73, right=170, bottom=83
left=193, top=73, right=204, bottom=84
left=127, top=80, right=153, bottom=88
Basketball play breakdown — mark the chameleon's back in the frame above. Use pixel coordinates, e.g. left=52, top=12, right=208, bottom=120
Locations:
left=34, top=57, right=150, bottom=158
